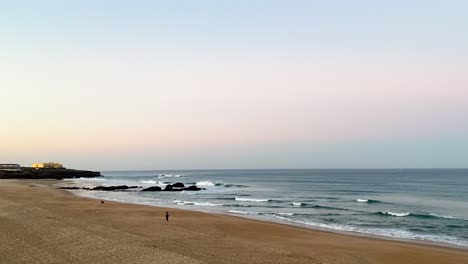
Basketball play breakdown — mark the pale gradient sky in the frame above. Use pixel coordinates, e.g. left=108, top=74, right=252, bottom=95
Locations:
left=1, top=1, right=467, bottom=170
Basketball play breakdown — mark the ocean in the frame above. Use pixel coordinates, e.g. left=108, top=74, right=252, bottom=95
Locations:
left=62, top=169, right=468, bottom=248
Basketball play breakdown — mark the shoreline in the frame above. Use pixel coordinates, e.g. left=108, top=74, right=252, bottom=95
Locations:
left=1, top=179, right=467, bottom=264
left=62, top=181, right=468, bottom=251
left=93, top=198, right=468, bottom=251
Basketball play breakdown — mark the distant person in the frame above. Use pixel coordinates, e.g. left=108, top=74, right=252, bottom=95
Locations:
left=165, top=211, right=170, bottom=222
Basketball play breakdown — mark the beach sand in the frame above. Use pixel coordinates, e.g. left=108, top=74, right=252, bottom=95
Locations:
left=0, top=179, right=467, bottom=264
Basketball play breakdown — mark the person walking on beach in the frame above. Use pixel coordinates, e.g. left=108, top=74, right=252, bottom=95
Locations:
left=165, top=211, right=170, bottom=222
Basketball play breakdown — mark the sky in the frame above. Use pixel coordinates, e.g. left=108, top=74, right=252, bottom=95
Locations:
left=1, top=1, right=467, bottom=170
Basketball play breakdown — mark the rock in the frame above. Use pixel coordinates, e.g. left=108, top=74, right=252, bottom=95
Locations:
left=142, top=186, right=162, bottom=192
left=184, top=185, right=202, bottom=191
left=58, top=186, right=83, bottom=190
left=172, top=182, right=185, bottom=188
left=162, top=184, right=203, bottom=192
left=91, top=185, right=138, bottom=191
left=66, top=184, right=203, bottom=192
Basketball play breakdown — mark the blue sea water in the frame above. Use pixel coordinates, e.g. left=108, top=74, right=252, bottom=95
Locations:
left=62, top=169, right=468, bottom=248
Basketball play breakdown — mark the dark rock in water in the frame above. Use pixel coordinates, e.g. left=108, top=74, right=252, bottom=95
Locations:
left=61, top=184, right=203, bottom=192
left=184, top=185, right=202, bottom=191
left=91, top=185, right=138, bottom=191
left=58, top=186, right=92, bottom=191
left=163, top=182, right=185, bottom=191
left=163, top=184, right=202, bottom=192
left=172, top=182, right=185, bottom=188
left=58, top=186, right=83, bottom=190
left=142, top=186, right=162, bottom=192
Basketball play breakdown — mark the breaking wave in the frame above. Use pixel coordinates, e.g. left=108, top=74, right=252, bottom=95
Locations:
left=193, top=181, right=248, bottom=188
left=139, top=180, right=165, bottom=185
left=173, top=200, right=222, bottom=206
left=64, top=177, right=107, bottom=182
left=378, top=211, right=410, bottom=217
left=376, top=211, right=468, bottom=220
left=277, top=212, right=295, bottom=216
left=292, top=202, right=306, bottom=206
left=196, top=181, right=216, bottom=187
left=235, top=197, right=271, bottom=202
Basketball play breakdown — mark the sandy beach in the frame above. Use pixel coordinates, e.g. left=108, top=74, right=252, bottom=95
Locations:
left=0, top=179, right=466, bottom=264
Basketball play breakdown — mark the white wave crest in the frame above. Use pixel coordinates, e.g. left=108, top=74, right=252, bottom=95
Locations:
left=195, top=202, right=223, bottom=206
left=140, top=180, right=157, bottom=184
left=356, top=199, right=369, bottom=203
left=173, top=200, right=221, bottom=206
left=382, top=211, right=410, bottom=217
left=277, top=212, right=295, bottom=216
left=196, top=181, right=215, bottom=186
left=64, top=177, right=107, bottom=182
left=174, top=200, right=194, bottom=205
left=235, top=197, right=270, bottom=202
left=292, top=202, right=304, bottom=206
left=139, top=180, right=165, bottom=184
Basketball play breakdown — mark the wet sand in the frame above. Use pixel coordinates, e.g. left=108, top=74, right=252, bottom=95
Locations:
left=0, top=179, right=467, bottom=264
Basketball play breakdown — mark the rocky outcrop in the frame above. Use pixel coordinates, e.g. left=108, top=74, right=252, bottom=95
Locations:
left=58, top=182, right=204, bottom=193
left=171, top=182, right=185, bottom=188
left=0, top=168, right=100, bottom=179
left=142, top=186, right=162, bottom=192
left=58, top=186, right=90, bottom=190
left=184, top=185, right=202, bottom=191
left=136, top=184, right=203, bottom=192
left=91, top=185, right=139, bottom=191
left=164, top=182, right=188, bottom=191
left=164, top=185, right=174, bottom=191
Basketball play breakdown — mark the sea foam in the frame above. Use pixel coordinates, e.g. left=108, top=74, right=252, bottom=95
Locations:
left=173, top=200, right=222, bottom=206
left=64, top=177, right=107, bottom=182
left=139, top=180, right=165, bottom=185
left=235, top=197, right=271, bottom=202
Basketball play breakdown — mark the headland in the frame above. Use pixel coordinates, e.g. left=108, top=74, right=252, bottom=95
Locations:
left=0, top=167, right=100, bottom=179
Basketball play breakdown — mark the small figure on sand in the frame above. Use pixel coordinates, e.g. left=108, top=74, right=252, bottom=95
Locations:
left=165, top=211, right=170, bottom=222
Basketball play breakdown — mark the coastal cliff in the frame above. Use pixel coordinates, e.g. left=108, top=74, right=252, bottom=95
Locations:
left=0, top=168, right=100, bottom=179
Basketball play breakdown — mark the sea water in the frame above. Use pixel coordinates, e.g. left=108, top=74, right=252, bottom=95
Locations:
left=63, top=169, right=468, bottom=248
